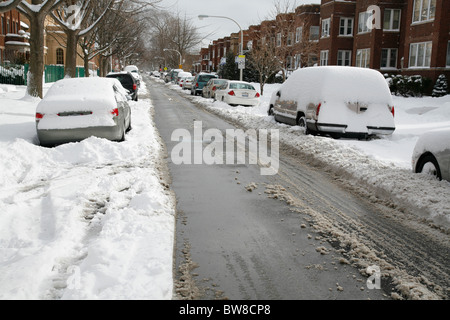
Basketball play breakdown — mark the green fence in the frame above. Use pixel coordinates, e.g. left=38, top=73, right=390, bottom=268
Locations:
left=0, top=64, right=88, bottom=86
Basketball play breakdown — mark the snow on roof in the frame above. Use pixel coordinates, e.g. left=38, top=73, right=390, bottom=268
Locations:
left=282, top=66, right=393, bottom=105
left=37, top=77, right=122, bottom=113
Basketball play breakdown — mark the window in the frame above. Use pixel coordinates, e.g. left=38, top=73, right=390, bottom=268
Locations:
left=294, top=54, right=301, bottom=69
left=276, top=33, right=282, bottom=47
left=295, top=26, right=302, bottom=43
left=339, top=18, right=353, bottom=36
left=447, top=42, right=450, bottom=67
left=320, top=50, right=328, bottom=66
left=321, top=18, right=330, bottom=38
left=384, top=9, right=401, bottom=31
left=409, top=42, right=432, bottom=68
left=286, top=56, right=293, bottom=69
left=381, top=48, right=398, bottom=69
left=56, top=48, right=64, bottom=65
left=309, top=26, right=319, bottom=41
left=337, top=50, right=351, bottom=66
left=6, top=18, right=10, bottom=34
left=413, top=0, right=436, bottom=23
left=287, top=32, right=294, bottom=46
left=356, top=48, right=370, bottom=68
left=358, top=11, right=370, bottom=33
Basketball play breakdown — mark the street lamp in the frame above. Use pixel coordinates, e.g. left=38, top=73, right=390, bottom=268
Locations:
left=198, top=14, right=244, bottom=81
left=163, top=48, right=182, bottom=69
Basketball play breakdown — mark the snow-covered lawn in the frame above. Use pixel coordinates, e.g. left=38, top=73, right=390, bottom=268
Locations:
left=164, top=77, right=450, bottom=231
left=0, top=81, right=175, bottom=299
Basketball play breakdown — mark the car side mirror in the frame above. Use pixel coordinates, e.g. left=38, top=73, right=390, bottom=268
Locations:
left=276, top=91, right=281, bottom=97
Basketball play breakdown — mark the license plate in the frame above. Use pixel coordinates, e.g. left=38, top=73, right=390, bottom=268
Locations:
left=242, top=92, right=249, bottom=98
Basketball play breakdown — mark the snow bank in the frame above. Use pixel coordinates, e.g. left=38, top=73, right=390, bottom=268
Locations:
left=0, top=81, right=175, bottom=299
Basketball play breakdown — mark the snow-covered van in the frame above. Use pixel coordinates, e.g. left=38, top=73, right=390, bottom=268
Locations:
left=269, top=66, right=395, bottom=138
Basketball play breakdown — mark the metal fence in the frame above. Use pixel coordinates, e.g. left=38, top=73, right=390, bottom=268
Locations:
left=0, top=64, right=27, bottom=85
left=1, top=64, right=89, bottom=86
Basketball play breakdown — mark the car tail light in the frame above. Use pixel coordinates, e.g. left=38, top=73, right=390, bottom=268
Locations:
left=390, top=105, right=395, bottom=117
left=316, top=103, right=322, bottom=117
left=255, top=92, right=260, bottom=98
left=111, top=108, right=119, bottom=117
left=212, top=86, right=216, bottom=91
left=196, top=83, right=199, bottom=87
left=133, top=84, right=137, bottom=90
left=36, top=112, right=44, bottom=120
left=228, top=90, right=235, bottom=96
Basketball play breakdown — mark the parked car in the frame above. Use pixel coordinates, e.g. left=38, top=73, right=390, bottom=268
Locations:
left=191, top=73, right=218, bottom=96
left=168, top=69, right=183, bottom=83
left=203, top=78, right=228, bottom=98
left=35, top=77, right=131, bottom=147
left=106, top=71, right=139, bottom=101
left=183, top=76, right=195, bottom=90
left=214, top=80, right=260, bottom=107
left=176, top=71, right=193, bottom=87
left=123, top=65, right=141, bottom=86
left=268, top=66, right=395, bottom=139
left=412, top=128, right=450, bottom=181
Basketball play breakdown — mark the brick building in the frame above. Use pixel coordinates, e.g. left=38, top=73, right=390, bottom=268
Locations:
left=0, top=8, right=29, bottom=64
left=195, top=0, right=449, bottom=86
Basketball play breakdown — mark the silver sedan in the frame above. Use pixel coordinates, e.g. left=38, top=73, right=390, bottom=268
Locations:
left=36, top=77, right=131, bottom=147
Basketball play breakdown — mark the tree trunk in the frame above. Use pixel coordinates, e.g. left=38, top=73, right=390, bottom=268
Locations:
left=27, top=15, right=45, bottom=98
left=84, top=55, right=90, bottom=77
left=64, top=30, right=78, bottom=78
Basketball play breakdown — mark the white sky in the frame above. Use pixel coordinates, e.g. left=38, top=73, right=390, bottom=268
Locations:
left=158, top=0, right=320, bottom=47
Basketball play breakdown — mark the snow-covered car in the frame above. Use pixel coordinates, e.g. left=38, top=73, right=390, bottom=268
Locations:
left=123, top=65, right=141, bottom=86
left=268, top=66, right=396, bottom=138
left=214, top=80, right=260, bottom=107
left=35, top=77, right=131, bottom=147
left=176, top=71, right=192, bottom=88
left=412, top=128, right=450, bottom=181
left=183, top=76, right=195, bottom=90
left=203, top=78, right=228, bottom=99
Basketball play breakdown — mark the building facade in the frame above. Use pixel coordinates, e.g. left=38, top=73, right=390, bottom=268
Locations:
left=0, top=8, right=29, bottom=64
left=196, top=0, right=449, bottom=86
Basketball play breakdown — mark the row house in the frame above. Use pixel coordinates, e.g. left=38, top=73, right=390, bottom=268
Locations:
left=193, top=4, right=321, bottom=74
left=0, top=8, right=29, bottom=64
left=195, top=0, right=448, bottom=85
left=318, top=0, right=449, bottom=83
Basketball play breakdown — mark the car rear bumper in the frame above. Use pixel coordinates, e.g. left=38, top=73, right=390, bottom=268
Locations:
left=37, top=125, right=123, bottom=147
left=227, top=96, right=259, bottom=106
left=310, top=122, right=395, bottom=136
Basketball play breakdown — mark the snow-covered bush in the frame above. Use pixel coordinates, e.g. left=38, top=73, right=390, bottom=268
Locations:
left=432, top=74, right=449, bottom=97
left=385, top=74, right=432, bottom=97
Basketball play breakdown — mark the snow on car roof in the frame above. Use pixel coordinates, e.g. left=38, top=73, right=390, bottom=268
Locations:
left=37, top=77, right=122, bottom=113
left=282, top=66, right=393, bottom=105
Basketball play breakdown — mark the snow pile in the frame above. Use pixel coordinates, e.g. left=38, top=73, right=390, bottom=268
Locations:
left=0, top=81, right=175, bottom=299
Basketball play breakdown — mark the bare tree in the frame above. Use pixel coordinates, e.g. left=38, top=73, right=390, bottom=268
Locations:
left=146, top=9, right=207, bottom=69
left=0, top=0, right=22, bottom=13
left=16, top=0, right=63, bottom=98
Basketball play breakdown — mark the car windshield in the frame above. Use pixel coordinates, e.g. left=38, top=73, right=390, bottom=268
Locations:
left=229, top=83, right=255, bottom=90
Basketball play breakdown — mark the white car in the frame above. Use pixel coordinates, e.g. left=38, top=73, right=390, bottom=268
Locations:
left=35, top=77, right=131, bottom=147
left=412, top=128, right=450, bottom=181
left=214, top=81, right=260, bottom=106
left=269, top=66, right=396, bottom=139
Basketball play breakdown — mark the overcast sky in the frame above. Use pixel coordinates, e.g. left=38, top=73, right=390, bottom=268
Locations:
left=158, top=0, right=321, bottom=47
